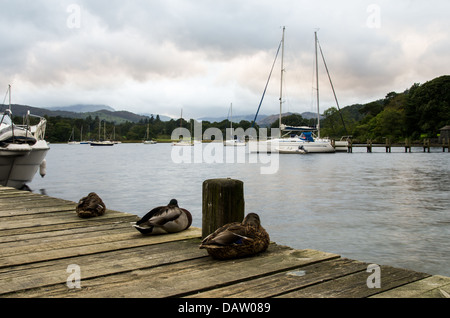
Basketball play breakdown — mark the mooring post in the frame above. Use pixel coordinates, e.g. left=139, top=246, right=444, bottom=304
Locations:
left=385, top=138, right=391, bottom=153
left=202, top=178, right=244, bottom=239
left=405, top=138, right=411, bottom=153
left=367, top=139, right=372, bottom=153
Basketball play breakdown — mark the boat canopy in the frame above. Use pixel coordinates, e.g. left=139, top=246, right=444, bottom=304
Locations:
left=300, top=132, right=315, bottom=142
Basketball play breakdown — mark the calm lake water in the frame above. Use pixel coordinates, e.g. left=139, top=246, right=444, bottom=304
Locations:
left=28, top=142, right=450, bottom=277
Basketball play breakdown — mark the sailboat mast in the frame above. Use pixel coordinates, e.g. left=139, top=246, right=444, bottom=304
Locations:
left=315, top=31, right=320, bottom=138
left=279, top=26, right=285, bottom=133
left=230, top=103, right=233, bottom=139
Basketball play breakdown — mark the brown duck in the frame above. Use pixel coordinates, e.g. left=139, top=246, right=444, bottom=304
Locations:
left=132, top=199, right=192, bottom=235
left=76, top=192, right=106, bottom=218
left=199, top=213, right=270, bottom=260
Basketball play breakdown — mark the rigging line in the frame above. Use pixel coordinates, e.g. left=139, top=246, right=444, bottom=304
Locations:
left=251, top=39, right=283, bottom=128
left=317, top=39, right=348, bottom=135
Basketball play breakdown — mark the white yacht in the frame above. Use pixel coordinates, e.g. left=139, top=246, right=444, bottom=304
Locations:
left=250, top=28, right=336, bottom=154
left=0, top=85, right=50, bottom=189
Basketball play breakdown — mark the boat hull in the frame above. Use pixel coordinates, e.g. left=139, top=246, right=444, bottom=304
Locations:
left=0, top=140, right=50, bottom=188
left=90, top=141, right=114, bottom=146
left=249, top=139, right=335, bottom=153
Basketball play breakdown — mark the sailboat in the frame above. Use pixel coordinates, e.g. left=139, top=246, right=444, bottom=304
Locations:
left=250, top=28, right=335, bottom=154
left=79, top=126, right=89, bottom=144
left=172, top=109, right=194, bottom=146
left=67, top=127, right=80, bottom=145
left=224, top=103, right=246, bottom=147
left=143, top=124, right=157, bottom=144
left=90, top=121, right=114, bottom=146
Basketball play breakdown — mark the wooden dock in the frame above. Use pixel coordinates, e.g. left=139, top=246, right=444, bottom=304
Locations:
left=346, top=138, right=450, bottom=153
left=1, top=185, right=449, bottom=300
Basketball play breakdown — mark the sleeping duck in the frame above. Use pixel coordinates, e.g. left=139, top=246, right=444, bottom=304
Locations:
left=76, top=192, right=106, bottom=218
left=132, top=199, right=192, bottom=235
left=199, top=213, right=270, bottom=260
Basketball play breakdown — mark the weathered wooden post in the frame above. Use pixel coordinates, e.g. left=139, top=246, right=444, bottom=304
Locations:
left=405, top=138, right=411, bottom=153
left=202, top=178, right=244, bottom=239
left=385, top=138, right=391, bottom=153
left=367, top=139, right=372, bottom=153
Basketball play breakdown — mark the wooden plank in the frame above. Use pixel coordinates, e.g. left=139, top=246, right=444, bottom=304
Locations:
left=0, top=238, right=207, bottom=296
left=0, top=214, right=139, bottom=237
left=0, top=227, right=202, bottom=268
left=276, top=265, right=430, bottom=298
left=0, top=221, right=132, bottom=244
left=15, top=247, right=339, bottom=298
left=0, top=204, right=77, bottom=217
left=187, top=257, right=369, bottom=298
left=0, top=209, right=137, bottom=231
left=371, top=275, right=450, bottom=298
left=0, top=191, right=38, bottom=199
left=0, top=195, right=75, bottom=206
left=0, top=223, right=137, bottom=256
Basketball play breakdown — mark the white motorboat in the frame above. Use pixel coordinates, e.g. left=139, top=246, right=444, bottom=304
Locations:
left=0, top=85, right=50, bottom=189
left=334, top=136, right=351, bottom=152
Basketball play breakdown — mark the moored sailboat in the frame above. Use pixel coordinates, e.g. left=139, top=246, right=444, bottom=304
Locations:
left=224, top=103, right=246, bottom=147
left=250, top=28, right=335, bottom=154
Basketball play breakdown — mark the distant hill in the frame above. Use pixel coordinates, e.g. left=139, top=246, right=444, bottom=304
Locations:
left=44, top=104, right=115, bottom=112
left=0, top=104, right=167, bottom=124
left=198, top=114, right=266, bottom=124
left=200, top=112, right=322, bottom=127
left=139, top=113, right=173, bottom=122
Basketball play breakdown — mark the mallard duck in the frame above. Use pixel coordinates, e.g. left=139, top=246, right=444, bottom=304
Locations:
left=199, top=213, right=270, bottom=260
left=76, top=192, right=106, bottom=218
left=132, top=199, right=192, bottom=235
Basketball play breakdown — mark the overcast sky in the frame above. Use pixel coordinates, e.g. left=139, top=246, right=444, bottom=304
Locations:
left=1, top=0, right=448, bottom=119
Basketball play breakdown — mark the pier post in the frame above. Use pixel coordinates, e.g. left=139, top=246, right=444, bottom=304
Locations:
left=367, top=139, right=372, bottom=153
left=385, top=138, right=391, bottom=153
left=202, top=178, right=244, bottom=239
left=423, top=139, right=430, bottom=153
left=405, top=138, right=411, bottom=153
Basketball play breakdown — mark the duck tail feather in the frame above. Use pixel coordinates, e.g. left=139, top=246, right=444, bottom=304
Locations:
left=133, top=225, right=154, bottom=234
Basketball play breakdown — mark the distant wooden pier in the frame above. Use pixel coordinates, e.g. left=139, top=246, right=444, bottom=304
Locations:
left=345, top=138, right=450, bottom=153
left=0, top=186, right=449, bottom=298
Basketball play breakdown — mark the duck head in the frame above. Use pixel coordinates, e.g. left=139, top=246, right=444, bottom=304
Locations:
left=242, top=213, right=261, bottom=228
